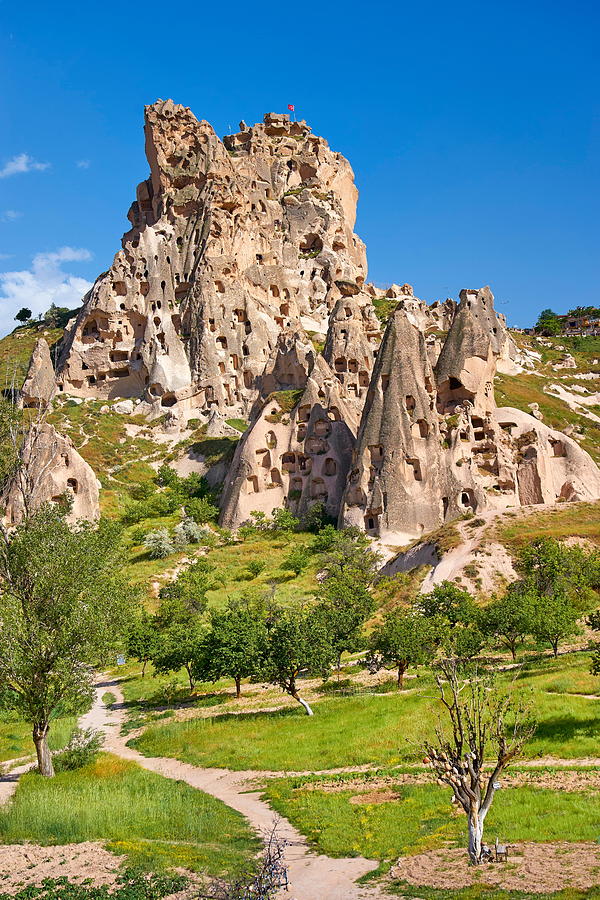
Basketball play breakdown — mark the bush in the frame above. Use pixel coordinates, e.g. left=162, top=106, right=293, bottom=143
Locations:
left=128, top=481, right=156, bottom=501
left=246, top=559, right=266, bottom=578
left=174, top=516, right=205, bottom=546
left=53, top=727, right=103, bottom=772
left=143, top=528, right=175, bottom=559
left=185, top=496, right=219, bottom=524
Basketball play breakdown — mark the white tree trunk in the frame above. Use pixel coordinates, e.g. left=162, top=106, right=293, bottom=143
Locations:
left=294, top=694, right=314, bottom=716
left=468, top=809, right=484, bottom=864
left=33, top=723, right=54, bottom=777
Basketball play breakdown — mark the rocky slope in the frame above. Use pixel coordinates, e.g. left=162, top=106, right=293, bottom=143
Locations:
left=5, top=100, right=600, bottom=543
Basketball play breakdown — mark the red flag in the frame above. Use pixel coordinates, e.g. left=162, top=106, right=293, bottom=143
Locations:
left=288, top=104, right=295, bottom=111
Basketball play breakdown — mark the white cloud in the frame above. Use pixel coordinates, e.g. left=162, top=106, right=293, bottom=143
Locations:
left=76, top=159, right=91, bottom=169
left=0, top=154, right=50, bottom=178
left=0, top=247, right=93, bottom=337
left=2, top=210, right=23, bottom=222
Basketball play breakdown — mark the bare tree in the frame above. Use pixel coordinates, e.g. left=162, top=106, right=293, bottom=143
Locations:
left=424, top=659, right=535, bottom=865
left=203, top=821, right=289, bottom=898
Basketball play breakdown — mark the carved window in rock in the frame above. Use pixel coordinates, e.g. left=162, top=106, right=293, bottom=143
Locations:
left=549, top=439, right=566, bottom=458
left=369, top=444, right=384, bottom=466
left=344, top=307, right=352, bottom=318
left=459, top=489, right=477, bottom=511
left=347, top=383, right=358, bottom=397
left=300, top=234, right=323, bottom=254
left=66, top=478, right=78, bottom=494
left=269, top=468, right=283, bottom=487
left=442, top=497, right=449, bottom=518
left=407, top=458, right=423, bottom=481
left=244, top=321, right=252, bottom=335
left=314, top=419, right=331, bottom=437
left=161, top=395, right=177, bottom=407
left=324, top=458, right=337, bottom=476
left=411, top=419, right=429, bottom=439
left=209, top=318, right=216, bottom=332
left=242, top=344, right=250, bottom=356
left=279, top=303, right=290, bottom=316
left=405, top=394, right=416, bottom=412
left=246, top=474, right=259, bottom=494
left=348, top=359, right=359, bottom=374
left=297, top=424, right=307, bottom=441
left=471, top=417, right=485, bottom=441
left=230, top=354, right=240, bottom=370
left=381, top=374, right=390, bottom=393
left=327, top=407, right=341, bottom=422
left=359, top=371, right=369, bottom=387
left=306, top=436, right=327, bottom=455
left=364, top=513, right=380, bottom=534
left=110, top=350, right=129, bottom=363
left=113, top=281, right=127, bottom=296
left=216, top=336, right=228, bottom=350
left=82, top=319, right=100, bottom=339
left=233, top=309, right=246, bottom=322
left=334, top=357, right=347, bottom=373
left=297, top=404, right=311, bottom=423
left=218, top=362, right=226, bottom=374
left=270, top=285, right=280, bottom=298
left=290, top=476, right=303, bottom=493
left=282, top=452, right=296, bottom=472
left=298, top=454, right=312, bottom=473
left=243, top=371, right=254, bottom=388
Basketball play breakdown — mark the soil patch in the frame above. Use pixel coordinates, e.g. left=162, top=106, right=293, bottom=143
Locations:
left=0, top=842, right=124, bottom=893
left=391, top=842, right=600, bottom=892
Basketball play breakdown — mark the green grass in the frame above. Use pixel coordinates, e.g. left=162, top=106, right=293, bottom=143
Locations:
left=0, top=714, right=76, bottom=763
left=131, top=653, right=600, bottom=770
left=262, top=777, right=600, bottom=861
left=494, top=501, right=600, bottom=550
left=226, top=418, right=248, bottom=433
left=0, top=753, right=258, bottom=876
left=0, top=325, right=64, bottom=388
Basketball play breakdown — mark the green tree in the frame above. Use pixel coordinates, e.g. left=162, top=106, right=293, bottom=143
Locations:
left=535, top=308, right=561, bottom=336
left=207, top=599, right=268, bottom=697
left=127, top=610, right=159, bottom=677
left=151, top=622, right=209, bottom=692
left=418, top=581, right=485, bottom=660
left=0, top=506, right=137, bottom=776
left=370, top=607, right=436, bottom=688
left=513, top=538, right=599, bottom=656
left=143, top=528, right=174, bottom=559
left=281, top=544, right=311, bottom=576
left=482, top=586, right=534, bottom=661
left=258, top=605, right=335, bottom=715
left=14, top=307, right=32, bottom=324
left=315, top=576, right=374, bottom=672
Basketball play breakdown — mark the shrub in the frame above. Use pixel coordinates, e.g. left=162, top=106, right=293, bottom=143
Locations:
left=174, top=516, right=205, bottom=546
left=246, top=559, right=266, bottom=578
left=185, top=496, right=219, bottom=524
left=53, top=727, right=104, bottom=772
left=143, top=528, right=175, bottom=559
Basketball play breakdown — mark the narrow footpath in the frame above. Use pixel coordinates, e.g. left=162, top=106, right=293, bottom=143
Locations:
left=80, top=680, right=386, bottom=900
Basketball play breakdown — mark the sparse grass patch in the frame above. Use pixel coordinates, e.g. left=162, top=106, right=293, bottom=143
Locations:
left=494, top=501, right=600, bottom=551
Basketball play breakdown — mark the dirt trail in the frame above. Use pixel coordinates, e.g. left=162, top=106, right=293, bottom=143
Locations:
left=81, top=681, right=385, bottom=900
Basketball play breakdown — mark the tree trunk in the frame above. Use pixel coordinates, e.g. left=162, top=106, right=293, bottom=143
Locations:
left=33, top=723, right=54, bottom=777
left=510, top=643, right=517, bottom=662
left=142, top=659, right=147, bottom=677
left=397, top=662, right=407, bottom=689
left=235, top=675, right=241, bottom=699
left=552, top=640, right=559, bottom=658
left=467, top=807, right=484, bottom=865
left=293, top=693, right=314, bottom=715
left=185, top=665, right=195, bottom=692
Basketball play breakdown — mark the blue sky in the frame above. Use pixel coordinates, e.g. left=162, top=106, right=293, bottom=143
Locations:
left=0, top=0, right=598, bottom=336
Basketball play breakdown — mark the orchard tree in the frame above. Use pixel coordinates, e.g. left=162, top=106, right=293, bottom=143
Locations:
left=0, top=506, right=137, bottom=776
left=258, top=605, right=335, bottom=715
left=513, top=538, right=599, bottom=656
left=418, top=582, right=485, bottom=661
left=482, top=586, right=534, bottom=661
left=127, top=610, right=159, bottom=677
left=369, top=607, right=436, bottom=688
left=208, top=598, right=267, bottom=697
left=424, top=659, right=535, bottom=865
left=281, top=544, right=311, bottom=576
left=315, top=576, right=374, bottom=672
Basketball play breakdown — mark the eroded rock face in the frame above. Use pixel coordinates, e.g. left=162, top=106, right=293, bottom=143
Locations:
left=340, top=288, right=600, bottom=542
left=56, top=102, right=367, bottom=418
left=20, top=338, right=56, bottom=409
left=3, top=423, right=100, bottom=525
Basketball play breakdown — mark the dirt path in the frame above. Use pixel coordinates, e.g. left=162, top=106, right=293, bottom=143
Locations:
left=81, top=680, right=385, bottom=900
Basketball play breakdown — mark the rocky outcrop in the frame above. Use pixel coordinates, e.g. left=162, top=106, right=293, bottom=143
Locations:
left=56, top=103, right=368, bottom=418
left=3, top=423, right=100, bottom=525
left=340, top=288, right=600, bottom=542
left=220, top=347, right=356, bottom=529
left=19, top=338, right=56, bottom=409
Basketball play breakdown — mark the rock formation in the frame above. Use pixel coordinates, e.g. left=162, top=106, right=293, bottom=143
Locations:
left=20, top=338, right=56, bottom=409
left=3, top=423, right=100, bottom=525
left=340, top=287, right=600, bottom=542
left=14, top=99, right=596, bottom=538
left=56, top=103, right=368, bottom=418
